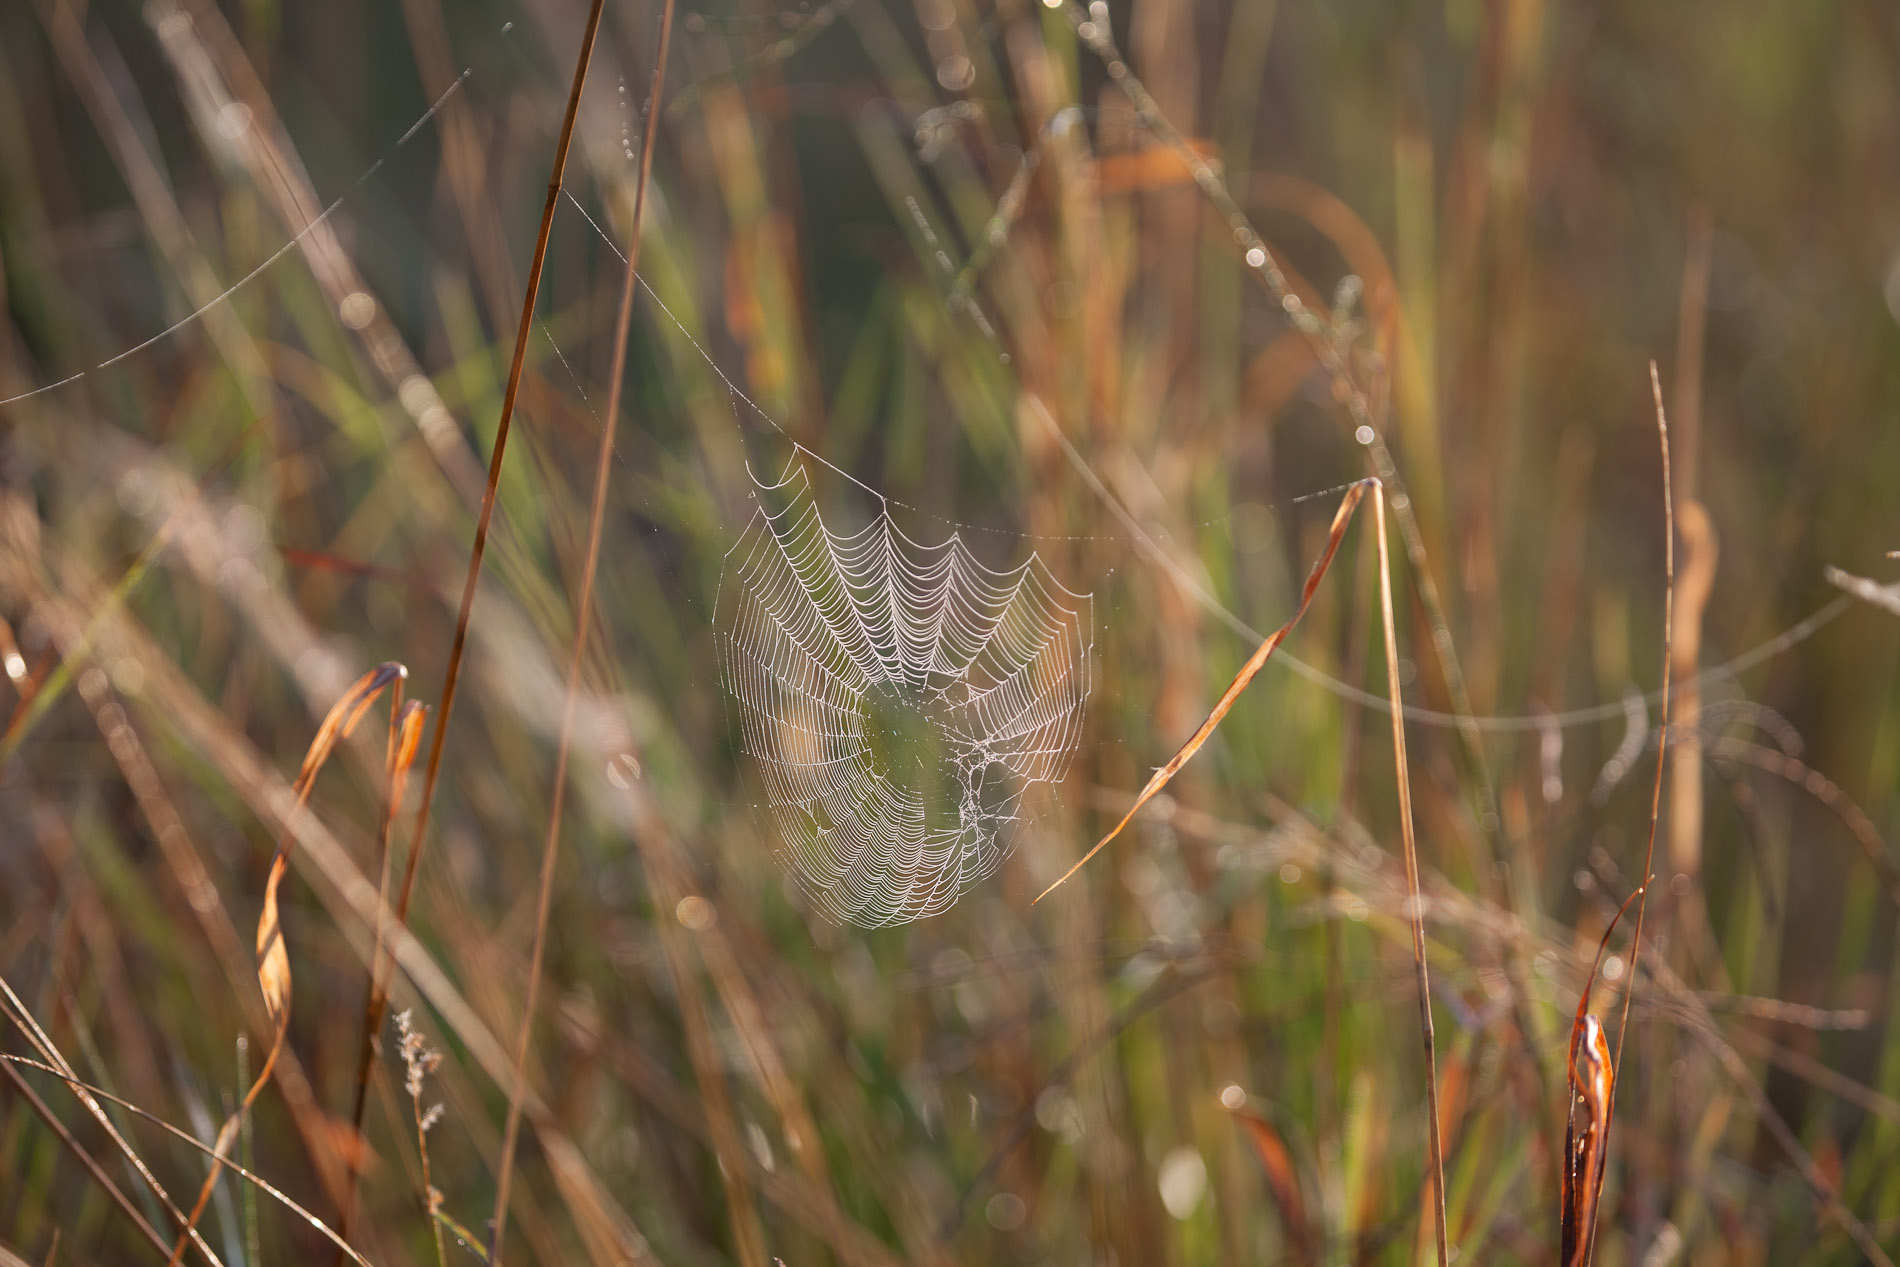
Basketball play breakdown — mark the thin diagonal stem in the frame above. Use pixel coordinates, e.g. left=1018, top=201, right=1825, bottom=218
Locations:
left=1374, top=482, right=1448, bottom=1267
left=327, top=0, right=610, bottom=1251
left=0, top=1055, right=374, bottom=1267
left=399, top=0, right=610, bottom=941
left=0, top=1060, right=174, bottom=1259
left=488, top=3, right=677, bottom=1262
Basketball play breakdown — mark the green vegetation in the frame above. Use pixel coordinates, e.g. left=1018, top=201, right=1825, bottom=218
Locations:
left=4, top=1, right=1900, bottom=1263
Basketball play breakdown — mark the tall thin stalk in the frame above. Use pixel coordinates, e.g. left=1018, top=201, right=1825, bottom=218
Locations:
left=1373, top=482, right=1449, bottom=1266
left=1601, top=363, right=1676, bottom=1258
left=488, top=2, right=678, bottom=1262
left=335, top=0, right=613, bottom=1250
left=1028, top=475, right=1449, bottom=1263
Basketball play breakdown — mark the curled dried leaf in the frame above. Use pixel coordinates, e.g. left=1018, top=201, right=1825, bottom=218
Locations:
left=255, top=856, right=292, bottom=1026
left=167, top=663, right=409, bottom=1266
left=1562, top=1014, right=1614, bottom=1267
left=1561, top=885, right=1642, bottom=1266
left=256, top=661, right=407, bottom=1027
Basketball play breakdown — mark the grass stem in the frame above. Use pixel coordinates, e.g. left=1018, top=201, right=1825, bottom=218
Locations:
left=488, top=2, right=678, bottom=1262
left=1373, top=482, right=1449, bottom=1267
left=334, top=0, right=615, bottom=1250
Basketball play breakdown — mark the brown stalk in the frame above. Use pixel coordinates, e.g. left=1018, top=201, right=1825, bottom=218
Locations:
left=398, top=0, right=612, bottom=950
left=1603, top=363, right=1676, bottom=1257
left=169, top=663, right=407, bottom=1265
left=489, top=2, right=678, bottom=1261
left=1372, top=483, right=1448, bottom=1267
left=322, top=1, right=611, bottom=1251
left=1665, top=211, right=1715, bottom=965
left=1034, top=479, right=1370, bottom=901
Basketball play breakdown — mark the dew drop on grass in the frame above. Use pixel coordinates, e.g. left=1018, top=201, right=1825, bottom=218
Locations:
left=1157, top=1147, right=1207, bottom=1219
left=985, top=1192, right=1026, bottom=1231
left=217, top=102, right=252, bottom=140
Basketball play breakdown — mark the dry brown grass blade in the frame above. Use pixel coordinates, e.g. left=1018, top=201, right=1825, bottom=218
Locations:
left=1605, top=364, right=1674, bottom=1209
left=1229, top=1107, right=1312, bottom=1262
left=1562, top=886, right=1642, bottom=1266
left=489, top=2, right=677, bottom=1261
left=386, top=701, right=428, bottom=827
left=294, top=664, right=410, bottom=796
left=171, top=663, right=406, bottom=1265
left=1035, top=480, right=1370, bottom=902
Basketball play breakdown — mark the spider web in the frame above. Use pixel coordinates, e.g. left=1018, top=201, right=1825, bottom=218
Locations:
left=716, top=462, right=1093, bottom=927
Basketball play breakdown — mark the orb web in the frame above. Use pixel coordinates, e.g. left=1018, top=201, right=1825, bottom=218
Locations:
left=716, top=463, right=1093, bottom=927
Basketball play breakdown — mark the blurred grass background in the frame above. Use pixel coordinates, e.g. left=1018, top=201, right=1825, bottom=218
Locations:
left=4, top=0, right=1900, bottom=1262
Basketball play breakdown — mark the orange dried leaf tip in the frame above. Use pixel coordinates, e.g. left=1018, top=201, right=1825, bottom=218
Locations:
left=296, top=661, right=407, bottom=788
left=387, top=700, right=428, bottom=808
left=1230, top=1107, right=1311, bottom=1259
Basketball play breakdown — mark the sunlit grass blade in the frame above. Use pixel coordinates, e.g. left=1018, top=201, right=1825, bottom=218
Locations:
left=0, top=422, right=255, bottom=763
left=0, top=1060, right=174, bottom=1259
left=1, top=1054, right=374, bottom=1267
left=1035, top=479, right=1369, bottom=902
left=1371, top=481, right=1448, bottom=1267
left=489, top=3, right=678, bottom=1258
